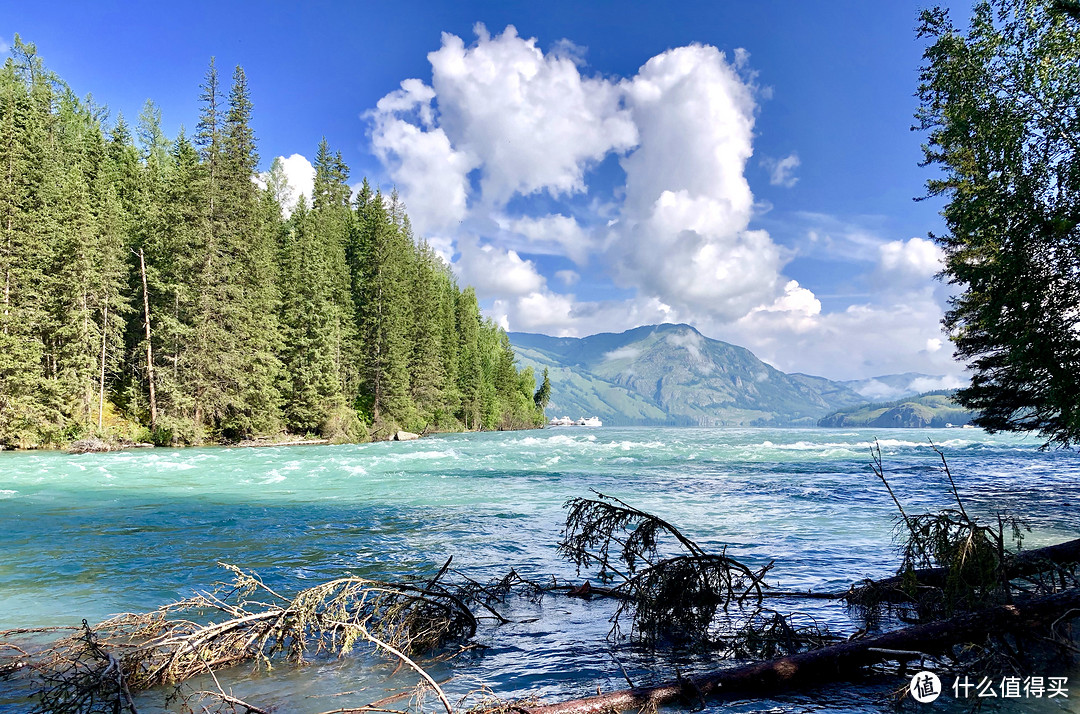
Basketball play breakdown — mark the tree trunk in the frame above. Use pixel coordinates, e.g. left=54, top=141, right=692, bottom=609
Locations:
left=852, top=537, right=1080, bottom=599
left=520, top=588, right=1080, bottom=714
left=139, top=248, right=158, bottom=429
left=98, top=298, right=107, bottom=431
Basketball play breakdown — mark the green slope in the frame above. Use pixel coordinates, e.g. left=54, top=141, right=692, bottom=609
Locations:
left=818, top=390, right=977, bottom=428
left=510, top=324, right=868, bottom=426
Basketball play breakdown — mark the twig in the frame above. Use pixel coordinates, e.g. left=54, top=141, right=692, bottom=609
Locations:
left=929, top=439, right=968, bottom=520
left=329, top=620, right=453, bottom=714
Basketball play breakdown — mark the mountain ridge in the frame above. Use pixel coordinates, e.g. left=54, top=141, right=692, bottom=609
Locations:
left=510, top=324, right=959, bottom=427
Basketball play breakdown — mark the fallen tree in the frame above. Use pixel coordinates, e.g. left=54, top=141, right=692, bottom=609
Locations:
left=848, top=536, right=1080, bottom=603
left=2, top=563, right=483, bottom=714
left=519, top=587, right=1080, bottom=714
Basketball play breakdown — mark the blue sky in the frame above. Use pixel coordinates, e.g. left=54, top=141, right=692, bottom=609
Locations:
left=5, top=1, right=973, bottom=382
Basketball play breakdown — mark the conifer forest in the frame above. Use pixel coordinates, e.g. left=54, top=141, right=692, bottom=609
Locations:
left=0, top=38, right=546, bottom=449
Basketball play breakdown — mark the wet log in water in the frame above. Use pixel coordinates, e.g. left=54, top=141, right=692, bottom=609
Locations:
left=865, top=537, right=1080, bottom=590
left=519, top=588, right=1080, bottom=714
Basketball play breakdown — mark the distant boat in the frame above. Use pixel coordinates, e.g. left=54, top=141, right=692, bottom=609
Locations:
left=548, top=416, right=602, bottom=427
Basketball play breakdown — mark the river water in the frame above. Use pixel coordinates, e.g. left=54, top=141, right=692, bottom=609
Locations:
left=0, top=427, right=1077, bottom=712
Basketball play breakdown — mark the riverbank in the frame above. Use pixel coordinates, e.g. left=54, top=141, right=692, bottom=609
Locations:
left=3, top=422, right=546, bottom=454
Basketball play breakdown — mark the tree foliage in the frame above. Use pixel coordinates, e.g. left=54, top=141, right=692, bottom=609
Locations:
left=917, top=0, right=1080, bottom=446
left=0, top=41, right=544, bottom=447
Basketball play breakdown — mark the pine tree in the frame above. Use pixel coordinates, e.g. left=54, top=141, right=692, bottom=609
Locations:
left=0, top=38, right=53, bottom=445
left=0, top=41, right=546, bottom=446
left=354, top=188, right=415, bottom=430
left=408, top=241, right=448, bottom=425
left=279, top=197, right=340, bottom=431
left=455, top=288, right=482, bottom=430
left=534, top=367, right=551, bottom=412
left=311, top=139, right=359, bottom=402
left=222, top=65, right=282, bottom=436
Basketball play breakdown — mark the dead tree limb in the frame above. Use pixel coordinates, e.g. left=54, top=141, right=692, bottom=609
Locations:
left=516, top=588, right=1080, bottom=714
left=848, top=536, right=1080, bottom=603
left=137, top=247, right=157, bottom=430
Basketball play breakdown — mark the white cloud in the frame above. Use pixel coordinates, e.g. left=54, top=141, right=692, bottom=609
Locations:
left=718, top=286, right=958, bottom=381
left=369, top=80, right=475, bottom=235
left=428, top=24, right=637, bottom=205
left=501, top=213, right=593, bottom=266
left=764, top=152, right=800, bottom=187
left=492, top=290, right=579, bottom=336
left=604, top=346, right=642, bottom=361
left=0, top=37, right=9, bottom=54
left=455, top=237, right=545, bottom=296
left=608, top=45, right=784, bottom=321
left=492, top=292, right=676, bottom=338
left=257, top=154, right=315, bottom=217
left=665, top=328, right=713, bottom=371
left=370, top=31, right=788, bottom=330
left=790, top=212, right=901, bottom=266
left=909, top=374, right=963, bottom=392
left=738, top=280, right=821, bottom=334
left=555, top=269, right=580, bottom=286
left=879, top=237, right=944, bottom=279
left=366, top=30, right=962, bottom=380
left=853, top=380, right=905, bottom=401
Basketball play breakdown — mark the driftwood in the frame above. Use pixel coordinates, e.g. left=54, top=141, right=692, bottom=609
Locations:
left=859, top=536, right=1080, bottom=594
left=518, top=587, right=1080, bottom=714
left=236, top=438, right=330, bottom=448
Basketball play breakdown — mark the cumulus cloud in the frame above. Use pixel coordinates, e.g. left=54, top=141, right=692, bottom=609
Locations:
left=366, top=28, right=960, bottom=380
left=608, top=45, right=786, bottom=321
left=455, top=237, right=546, bottom=296
left=763, top=153, right=800, bottom=187
left=718, top=285, right=957, bottom=381
left=501, top=213, right=593, bottom=266
left=257, top=153, right=315, bottom=216
left=428, top=24, right=638, bottom=205
left=371, top=28, right=789, bottom=325
left=492, top=292, right=676, bottom=338
left=879, top=237, right=944, bottom=279
left=555, top=269, right=580, bottom=286
left=369, top=79, right=475, bottom=235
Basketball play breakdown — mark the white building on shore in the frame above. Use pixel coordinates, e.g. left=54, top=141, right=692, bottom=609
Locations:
left=548, top=416, right=602, bottom=427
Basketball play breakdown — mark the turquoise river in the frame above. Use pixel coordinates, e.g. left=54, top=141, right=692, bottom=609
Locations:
left=1, top=427, right=1078, bottom=713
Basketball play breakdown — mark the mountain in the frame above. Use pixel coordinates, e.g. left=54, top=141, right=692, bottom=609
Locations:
left=510, top=324, right=869, bottom=426
left=818, top=391, right=976, bottom=428
left=841, top=373, right=962, bottom=401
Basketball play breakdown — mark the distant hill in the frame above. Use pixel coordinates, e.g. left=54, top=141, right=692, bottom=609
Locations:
left=510, top=324, right=870, bottom=426
left=818, top=390, right=977, bottom=428
left=840, top=373, right=963, bottom=401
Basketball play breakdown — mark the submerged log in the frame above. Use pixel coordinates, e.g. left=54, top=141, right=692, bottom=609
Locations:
left=849, top=537, right=1080, bottom=601
left=518, top=588, right=1080, bottom=714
